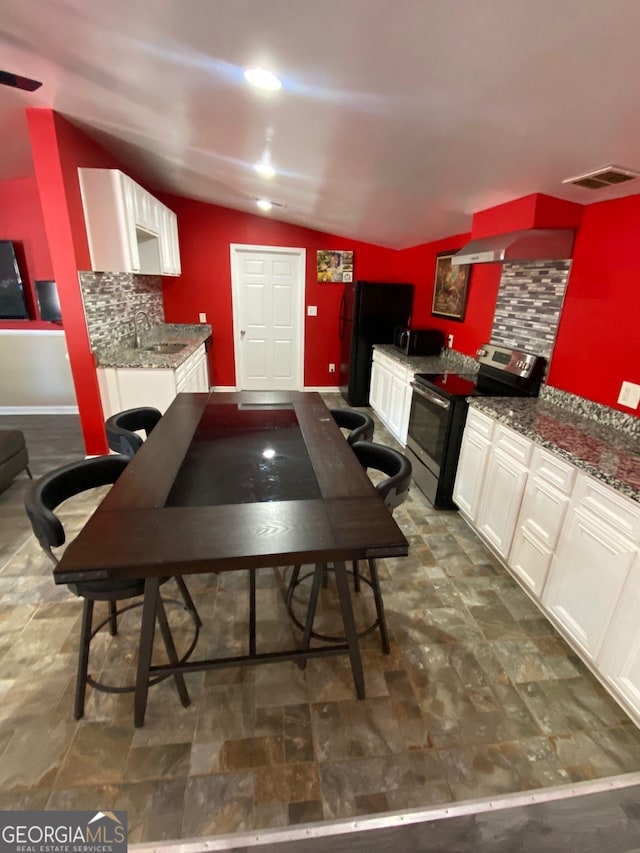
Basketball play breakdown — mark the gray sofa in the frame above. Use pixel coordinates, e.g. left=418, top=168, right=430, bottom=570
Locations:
left=0, top=430, right=32, bottom=494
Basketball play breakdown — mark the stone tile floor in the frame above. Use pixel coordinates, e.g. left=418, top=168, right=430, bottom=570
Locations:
left=1, top=405, right=640, bottom=843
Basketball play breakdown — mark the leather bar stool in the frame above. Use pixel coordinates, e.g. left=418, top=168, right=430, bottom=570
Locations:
left=329, top=407, right=375, bottom=445
left=287, top=441, right=412, bottom=653
left=24, top=455, right=201, bottom=719
left=105, top=407, right=162, bottom=458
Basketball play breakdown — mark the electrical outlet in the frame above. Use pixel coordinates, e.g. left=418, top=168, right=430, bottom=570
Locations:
left=447, top=334, right=454, bottom=349
left=329, top=363, right=335, bottom=373
left=307, top=305, right=318, bottom=316
left=198, top=312, right=207, bottom=323
left=618, top=381, right=640, bottom=409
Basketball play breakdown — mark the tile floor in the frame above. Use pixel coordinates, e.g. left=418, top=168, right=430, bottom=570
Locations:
left=1, top=404, right=640, bottom=844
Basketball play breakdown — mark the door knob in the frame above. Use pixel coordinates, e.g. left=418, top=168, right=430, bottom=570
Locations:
left=240, top=329, right=246, bottom=337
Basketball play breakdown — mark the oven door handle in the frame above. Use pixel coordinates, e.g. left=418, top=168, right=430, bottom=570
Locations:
left=411, top=382, right=451, bottom=409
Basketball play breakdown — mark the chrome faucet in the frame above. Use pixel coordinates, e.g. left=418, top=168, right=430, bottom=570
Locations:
left=133, top=310, right=150, bottom=348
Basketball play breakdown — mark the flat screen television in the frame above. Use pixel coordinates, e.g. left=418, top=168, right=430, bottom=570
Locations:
left=0, top=240, right=30, bottom=320
left=35, top=280, right=62, bottom=323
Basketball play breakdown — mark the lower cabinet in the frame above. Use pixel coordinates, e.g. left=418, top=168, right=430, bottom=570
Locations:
left=476, top=447, right=529, bottom=559
left=598, top=554, right=640, bottom=716
left=452, top=409, right=494, bottom=521
left=455, top=404, right=640, bottom=725
left=456, top=417, right=531, bottom=559
left=98, top=344, right=209, bottom=418
left=542, top=475, right=639, bottom=662
left=508, top=447, right=574, bottom=597
left=369, top=350, right=412, bottom=445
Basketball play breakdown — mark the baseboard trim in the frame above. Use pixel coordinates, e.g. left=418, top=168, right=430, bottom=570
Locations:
left=212, top=386, right=341, bottom=394
left=0, top=406, right=79, bottom=415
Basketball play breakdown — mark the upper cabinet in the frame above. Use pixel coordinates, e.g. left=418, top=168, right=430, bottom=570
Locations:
left=78, top=168, right=181, bottom=276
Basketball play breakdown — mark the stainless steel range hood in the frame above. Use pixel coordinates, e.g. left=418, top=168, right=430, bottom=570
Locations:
left=451, top=228, right=575, bottom=266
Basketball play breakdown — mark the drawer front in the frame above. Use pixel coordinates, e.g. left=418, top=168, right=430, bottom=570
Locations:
left=494, top=423, right=533, bottom=465
left=577, top=474, right=640, bottom=541
left=372, top=350, right=394, bottom=370
left=465, top=407, right=495, bottom=439
left=391, top=360, right=411, bottom=381
left=532, top=446, right=577, bottom=495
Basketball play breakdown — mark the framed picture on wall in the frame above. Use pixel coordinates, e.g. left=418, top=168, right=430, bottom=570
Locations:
left=431, top=251, right=471, bottom=321
left=317, top=250, right=354, bottom=282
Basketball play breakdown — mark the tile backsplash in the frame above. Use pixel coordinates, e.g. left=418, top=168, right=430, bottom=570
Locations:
left=490, top=260, right=572, bottom=359
left=79, top=271, right=164, bottom=352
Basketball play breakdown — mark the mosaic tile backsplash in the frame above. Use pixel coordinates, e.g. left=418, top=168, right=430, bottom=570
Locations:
left=78, top=271, right=164, bottom=352
left=490, top=260, right=572, bottom=360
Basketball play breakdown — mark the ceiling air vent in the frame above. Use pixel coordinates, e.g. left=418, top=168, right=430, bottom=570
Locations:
left=563, top=164, right=640, bottom=190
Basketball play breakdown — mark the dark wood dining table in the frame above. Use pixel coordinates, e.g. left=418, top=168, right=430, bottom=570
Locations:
left=54, top=391, right=409, bottom=726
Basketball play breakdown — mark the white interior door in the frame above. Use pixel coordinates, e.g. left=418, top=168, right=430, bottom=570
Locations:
left=230, top=245, right=305, bottom=390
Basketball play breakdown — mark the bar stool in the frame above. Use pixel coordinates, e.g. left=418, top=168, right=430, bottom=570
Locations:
left=287, top=441, right=412, bottom=653
left=105, top=407, right=162, bottom=458
left=24, top=455, right=201, bottom=719
left=329, top=408, right=375, bottom=445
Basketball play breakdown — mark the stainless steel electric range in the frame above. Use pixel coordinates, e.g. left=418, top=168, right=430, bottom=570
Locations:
left=405, top=342, right=546, bottom=509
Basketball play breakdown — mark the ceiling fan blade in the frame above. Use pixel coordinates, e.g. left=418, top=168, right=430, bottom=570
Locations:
left=0, top=69, right=42, bottom=91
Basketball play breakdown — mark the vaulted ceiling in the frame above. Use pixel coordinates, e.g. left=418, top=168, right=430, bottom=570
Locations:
left=3, top=0, right=640, bottom=248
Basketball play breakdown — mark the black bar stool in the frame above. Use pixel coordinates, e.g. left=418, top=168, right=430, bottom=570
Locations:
left=24, top=455, right=201, bottom=719
left=329, top=407, right=375, bottom=445
left=287, top=441, right=411, bottom=653
left=105, top=407, right=162, bottom=458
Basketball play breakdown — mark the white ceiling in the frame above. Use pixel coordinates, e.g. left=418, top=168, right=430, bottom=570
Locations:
left=3, top=0, right=640, bottom=249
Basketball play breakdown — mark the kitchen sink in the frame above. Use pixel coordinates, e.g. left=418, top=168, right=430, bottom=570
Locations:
left=140, top=343, right=186, bottom=354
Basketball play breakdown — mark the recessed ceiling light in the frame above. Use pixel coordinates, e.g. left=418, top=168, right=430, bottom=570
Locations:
left=243, top=67, right=281, bottom=91
left=254, top=162, right=276, bottom=178
left=256, top=199, right=273, bottom=212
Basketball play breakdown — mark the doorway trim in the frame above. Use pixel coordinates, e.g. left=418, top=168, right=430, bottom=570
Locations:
left=230, top=244, right=306, bottom=391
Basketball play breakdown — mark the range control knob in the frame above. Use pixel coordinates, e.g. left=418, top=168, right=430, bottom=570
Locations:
left=476, top=348, right=488, bottom=357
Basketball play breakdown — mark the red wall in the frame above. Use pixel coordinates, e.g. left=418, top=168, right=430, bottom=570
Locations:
left=27, top=109, right=138, bottom=454
left=547, top=194, right=640, bottom=410
left=17, top=107, right=640, bottom=444
left=0, top=175, right=55, bottom=330
left=159, top=195, right=403, bottom=387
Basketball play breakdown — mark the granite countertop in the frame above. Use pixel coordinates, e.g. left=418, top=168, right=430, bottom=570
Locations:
left=373, top=343, right=479, bottom=375
left=470, top=396, right=640, bottom=503
left=95, top=323, right=212, bottom=369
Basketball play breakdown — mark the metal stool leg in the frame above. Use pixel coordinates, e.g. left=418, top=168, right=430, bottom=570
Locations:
left=108, top=601, right=118, bottom=636
left=353, top=559, right=361, bottom=592
left=74, top=599, right=94, bottom=720
left=286, top=565, right=302, bottom=605
left=174, top=575, right=202, bottom=628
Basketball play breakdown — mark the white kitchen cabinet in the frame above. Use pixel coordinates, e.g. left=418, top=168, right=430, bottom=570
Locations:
left=98, top=344, right=209, bottom=418
left=159, top=205, right=181, bottom=275
left=598, top=553, right=640, bottom=721
left=542, top=473, right=640, bottom=662
left=78, top=168, right=181, bottom=276
left=509, top=447, right=575, bottom=596
left=369, top=350, right=412, bottom=445
left=452, top=408, right=495, bottom=522
left=369, top=357, right=389, bottom=416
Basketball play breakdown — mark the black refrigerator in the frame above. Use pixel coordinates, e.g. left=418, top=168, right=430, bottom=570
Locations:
left=339, top=281, right=414, bottom=406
